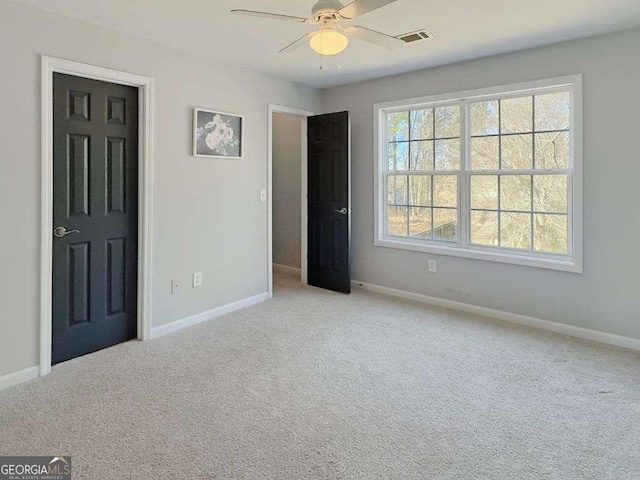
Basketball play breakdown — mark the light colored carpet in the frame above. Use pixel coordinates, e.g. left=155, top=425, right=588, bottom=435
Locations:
left=1, top=272, right=639, bottom=479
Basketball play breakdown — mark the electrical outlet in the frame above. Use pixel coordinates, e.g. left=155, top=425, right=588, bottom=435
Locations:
left=171, top=279, right=180, bottom=294
left=260, top=189, right=267, bottom=202
left=428, top=259, right=437, bottom=273
left=193, top=272, right=203, bottom=288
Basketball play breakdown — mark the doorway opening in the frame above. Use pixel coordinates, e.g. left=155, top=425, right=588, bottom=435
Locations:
left=268, top=106, right=352, bottom=297
left=268, top=105, right=312, bottom=298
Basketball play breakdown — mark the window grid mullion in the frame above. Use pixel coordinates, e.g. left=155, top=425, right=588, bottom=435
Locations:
left=407, top=111, right=411, bottom=237
left=469, top=169, right=570, bottom=175
left=530, top=96, right=536, bottom=251
left=497, top=100, right=503, bottom=247
left=430, top=175, right=434, bottom=240
left=383, top=172, right=388, bottom=238
left=469, top=208, right=567, bottom=216
left=402, top=170, right=461, bottom=175
left=408, top=111, right=412, bottom=170
left=498, top=99, right=502, bottom=170
left=532, top=95, right=537, bottom=169
left=530, top=175, right=535, bottom=250
left=497, top=176, right=502, bottom=246
left=567, top=88, right=574, bottom=257
left=432, top=107, right=436, bottom=170
left=460, top=100, right=469, bottom=249
left=389, top=136, right=461, bottom=143
left=470, top=128, right=569, bottom=139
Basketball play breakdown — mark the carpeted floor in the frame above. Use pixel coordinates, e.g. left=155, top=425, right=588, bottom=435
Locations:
left=1, top=271, right=639, bottom=479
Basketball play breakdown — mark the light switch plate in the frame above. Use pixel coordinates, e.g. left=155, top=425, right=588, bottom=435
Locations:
left=171, top=279, right=180, bottom=294
left=428, top=259, right=437, bottom=273
left=193, top=272, right=203, bottom=288
left=260, top=189, right=267, bottom=202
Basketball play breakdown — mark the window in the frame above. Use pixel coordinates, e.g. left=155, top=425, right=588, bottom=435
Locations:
left=387, top=105, right=461, bottom=242
left=375, top=76, right=582, bottom=272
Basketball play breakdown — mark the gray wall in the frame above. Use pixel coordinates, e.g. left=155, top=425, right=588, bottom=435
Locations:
left=272, top=113, right=302, bottom=269
left=322, top=28, right=640, bottom=340
left=0, top=1, right=321, bottom=378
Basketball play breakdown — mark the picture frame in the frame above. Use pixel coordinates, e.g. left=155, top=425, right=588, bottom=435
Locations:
left=193, top=108, right=244, bottom=159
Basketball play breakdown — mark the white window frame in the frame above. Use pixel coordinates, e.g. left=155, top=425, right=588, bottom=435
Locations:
left=374, top=75, right=583, bottom=273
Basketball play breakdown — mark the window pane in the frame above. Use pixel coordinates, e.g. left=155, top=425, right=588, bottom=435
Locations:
left=387, top=175, right=407, bottom=205
left=410, top=109, right=433, bottom=140
left=533, top=175, right=568, bottom=213
left=433, top=208, right=457, bottom=241
left=500, top=212, right=532, bottom=250
left=501, top=96, right=533, bottom=134
left=435, top=139, right=460, bottom=170
left=435, top=106, right=460, bottom=139
left=471, top=101, right=499, bottom=136
left=534, top=214, right=568, bottom=254
left=471, top=210, right=499, bottom=246
left=410, top=140, right=434, bottom=170
left=535, top=131, right=570, bottom=170
left=433, top=175, right=457, bottom=208
left=535, top=92, right=570, bottom=132
left=471, top=175, right=499, bottom=210
left=471, top=136, right=499, bottom=170
left=387, top=206, right=408, bottom=236
left=388, top=142, right=409, bottom=171
left=409, top=207, right=432, bottom=238
left=501, top=134, right=533, bottom=170
left=409, top=175, right=431, bottom=206
left=387, top=111, right=409, bottom=141
left=501, top=175, right=531, bottom=212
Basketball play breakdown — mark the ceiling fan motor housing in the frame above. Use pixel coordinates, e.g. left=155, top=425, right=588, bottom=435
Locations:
left=312, top=0, right=344, bottom=18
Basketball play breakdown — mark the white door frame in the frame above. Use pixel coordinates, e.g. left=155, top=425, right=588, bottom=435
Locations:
left=267, top=104, right=314, bottom=298
left=40, top=56, right=155, bottom=376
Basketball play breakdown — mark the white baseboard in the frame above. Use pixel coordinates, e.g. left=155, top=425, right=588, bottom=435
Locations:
left=0, top=366, right=40, bottom=392
left=151, top=292, right=269, bottom=339
left=352, top=280, right=640, bottom=351
left=273, top=264, right=301, bottom=275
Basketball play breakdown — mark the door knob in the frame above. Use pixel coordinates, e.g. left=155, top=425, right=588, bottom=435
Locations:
left=334, top=207, right=348, bottom=215
left=53, top=226, right=80, bottom=238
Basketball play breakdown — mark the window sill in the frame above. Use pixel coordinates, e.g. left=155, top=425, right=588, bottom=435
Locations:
left=375, top=237, right=582, bottom=273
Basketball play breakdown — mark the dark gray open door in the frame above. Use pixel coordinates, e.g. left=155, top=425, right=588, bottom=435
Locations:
left=52, top=73, right=139, bottom=365
left=307, top=111, right=351, bottom=293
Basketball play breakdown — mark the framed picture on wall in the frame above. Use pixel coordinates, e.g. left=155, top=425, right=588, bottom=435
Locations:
left=193, top=108, right=243, bottom=158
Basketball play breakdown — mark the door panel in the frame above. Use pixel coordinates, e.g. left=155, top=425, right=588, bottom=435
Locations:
left=52, top=73, right=138, bottom=365
left=68, top=134, right=90, bottom=217
left=307, top=112, right=351, bottom=293
left=68, top=242, right=90, bottom=326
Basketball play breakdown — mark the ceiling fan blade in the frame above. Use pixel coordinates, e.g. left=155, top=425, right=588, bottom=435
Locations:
left=279, top=32, right=317, bottom=53
left=231, top=9, right=312, bottom=24
left=338, top=0, right=397, bottom=20
left=345, top=26, right=405, bottom=49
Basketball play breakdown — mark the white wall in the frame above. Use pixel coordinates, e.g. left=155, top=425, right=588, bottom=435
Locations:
left=0, top=1, right=321, bottom=378
left=272, top=113, right=303, bottom=269
left=322, top=28, right=640, bottom=340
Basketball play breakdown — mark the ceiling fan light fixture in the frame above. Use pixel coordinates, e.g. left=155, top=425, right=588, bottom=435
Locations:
left=309, top=28, right=349, bottom=56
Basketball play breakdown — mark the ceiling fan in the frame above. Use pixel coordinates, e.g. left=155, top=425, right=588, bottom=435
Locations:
left=231, top=0, right=405, bottom=56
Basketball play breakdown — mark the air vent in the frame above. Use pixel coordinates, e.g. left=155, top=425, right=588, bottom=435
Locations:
left=397, top=30, right=432, bottom=44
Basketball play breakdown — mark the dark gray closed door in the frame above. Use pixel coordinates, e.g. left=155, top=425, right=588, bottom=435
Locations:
left=52, top=73, right=138, bottom=365
left=307, top=111, right=351, bottom=293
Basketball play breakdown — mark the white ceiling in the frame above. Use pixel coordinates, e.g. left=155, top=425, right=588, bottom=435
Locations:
left=14, top=0, right=640, bottom=88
